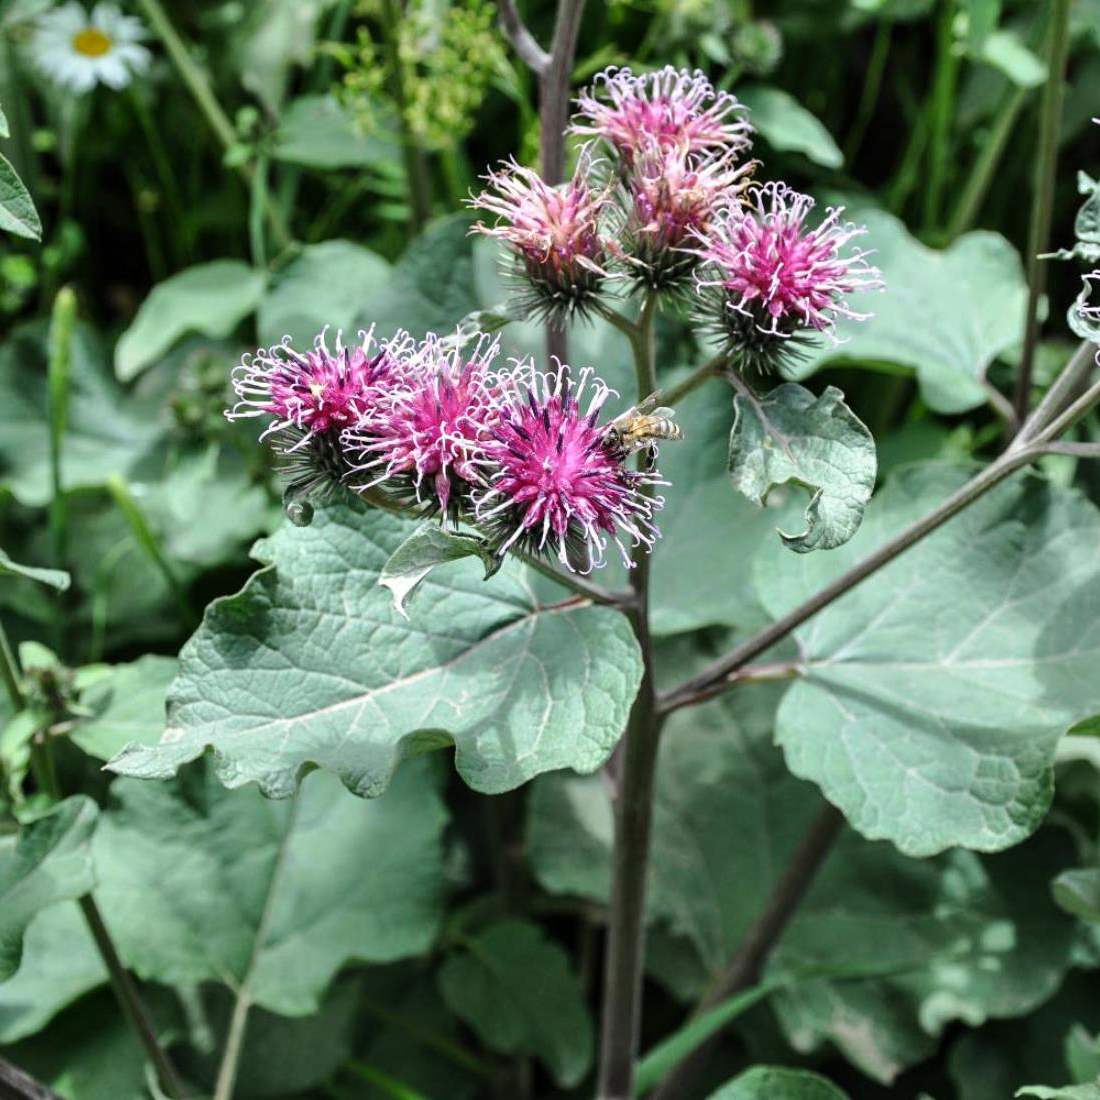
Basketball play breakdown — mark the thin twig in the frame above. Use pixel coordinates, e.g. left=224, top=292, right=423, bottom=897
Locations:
left=658, top=660, right=802, bottom=716
left=649, top=805, right=844, bottom=1100
left=1032, top=441, right=1100, bottom=458
left=78, top=896, right=186, bottom=1098
left=0, top=1056, right=64, bottom=1100
left=651, top=351, right=727, bottom=408
left=663, top=339, right=1100, bottom=712
left=496, top=0, right=549, bottom=73
left=1012, top=0, right=1072, bottom=427
left=516, top=551, right=635, bottom=608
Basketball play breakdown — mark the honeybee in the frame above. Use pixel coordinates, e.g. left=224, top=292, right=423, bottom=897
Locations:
left=605, top=397, right=683, bottom=464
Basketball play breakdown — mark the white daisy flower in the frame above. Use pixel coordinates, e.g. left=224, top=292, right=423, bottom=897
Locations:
left=29, top=2, right=151, bottom=94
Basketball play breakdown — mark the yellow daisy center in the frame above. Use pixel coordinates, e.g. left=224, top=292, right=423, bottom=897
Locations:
left=71, top=27, right=113, bottom=58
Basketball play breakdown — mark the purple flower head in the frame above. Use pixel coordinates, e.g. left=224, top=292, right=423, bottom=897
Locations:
left=227, top=326, right=408, bottom=442
left=227, top=326, right=415, bottom=504
left=572, top=65, right=751, bottom=165
left=474, top=360, right=665, bottom=573
left=469, top=154, right=614, bottom=323
left=622, top=142, right=755, bottom=292
left=691, top=182, right=883, bottom=370
left=344, top=333, right=502, bottom=517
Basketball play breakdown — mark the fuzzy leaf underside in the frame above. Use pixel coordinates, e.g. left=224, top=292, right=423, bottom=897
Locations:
left=729, top=383, right=876, bottom=553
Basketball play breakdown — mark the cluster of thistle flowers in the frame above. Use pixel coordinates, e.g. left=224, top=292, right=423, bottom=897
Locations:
left=227, top=328, right=664, bottom=573
left=470, top=65, right=883, bottom=370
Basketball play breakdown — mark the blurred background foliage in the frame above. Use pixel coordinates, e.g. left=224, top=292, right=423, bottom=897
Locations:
left=3, top=1, right=1100, bottom=1098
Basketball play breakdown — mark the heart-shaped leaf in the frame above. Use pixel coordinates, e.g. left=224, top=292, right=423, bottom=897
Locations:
left=107, top=505, right=641, bottom=798
left=757, top=464, right=1100, bottom=856
left=93, top=757, right=448, bottom=1016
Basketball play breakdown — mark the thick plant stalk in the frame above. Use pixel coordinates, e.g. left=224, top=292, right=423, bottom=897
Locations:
left=595, top=298, right=661, bottom=1100
left=1012, top=0, right=1073, bottom=426
left=495, top=0, right=587, bottom=364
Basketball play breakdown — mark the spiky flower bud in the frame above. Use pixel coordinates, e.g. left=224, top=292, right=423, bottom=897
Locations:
left=571, top=65, right=751, bottom=165
left=469, top=155, right=615, bottom=323
left=691, top=183, right=883, bottom=371
left=621, top=143, right=755, bottom=293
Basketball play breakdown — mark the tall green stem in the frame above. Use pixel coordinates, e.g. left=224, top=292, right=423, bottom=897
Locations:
left=31, top=735, right=185, bottom=1098
left=947, top=83, right=1029, bottom=237
left=134, top=0, right=290, bottom=248
left=1012, top=0, right=1072, bottom=426
left=382, top=0, right=433, bottom=231
left=844, top=21, right=891, bottom=163
left=922, top=0, right=960, bottom=234
left=596, top=295, right=662, bottom=1100
left=0, top=618, right=23, bottom=711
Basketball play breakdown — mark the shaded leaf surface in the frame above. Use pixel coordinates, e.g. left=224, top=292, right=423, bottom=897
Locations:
left=92, top=758, right=448, bottom=1016
left=758, top=465, right=1100, bottom=855
left=70, top=655, right=177, bottom=762
left=0, top=798, right=97, bottom=981
left=0, top=903, right=104, bottom=1043
left=708, top=1065, right=851, bottom=1099
left=114, top=261, right=266, bottom=382
left=107, top=505, right=641, bottom=798
left=0, top=151, right=40, bottom=240
left=790, top=210, right=1027, bottom=414
left=729, top=382, right=876, bottom=552
left=738, top=85, right=844, bottom=168
left=274, top=94, right=400, bottom=168
left=258, top=240, right=390, bottom=349
left=438, top=919, right=593, bottom=1087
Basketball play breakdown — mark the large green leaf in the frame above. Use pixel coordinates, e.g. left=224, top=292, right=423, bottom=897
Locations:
left=92, top=757, right=447, bottom=1016
left=729, top=382, right=876, bottom=553
left=757, top=465, right=1100, bottom=856
left=708, top=1065, right=851, bottom=1099
left=438, top=919, right=593, bottom=1087
left=738, top=85, right=844, bottom=169
left=70, top=655, right=177, bottom=762
left=0, top=798, right=97, bottom=982
left=789, top=210, right=1028, bottom=414
left=107, top=505, right=641, bottom=798
left=257, top=240, right=391, bottom=349
left=0, top=150, right=40, bottom=241
left=114, top=261, right=266, bottom=382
